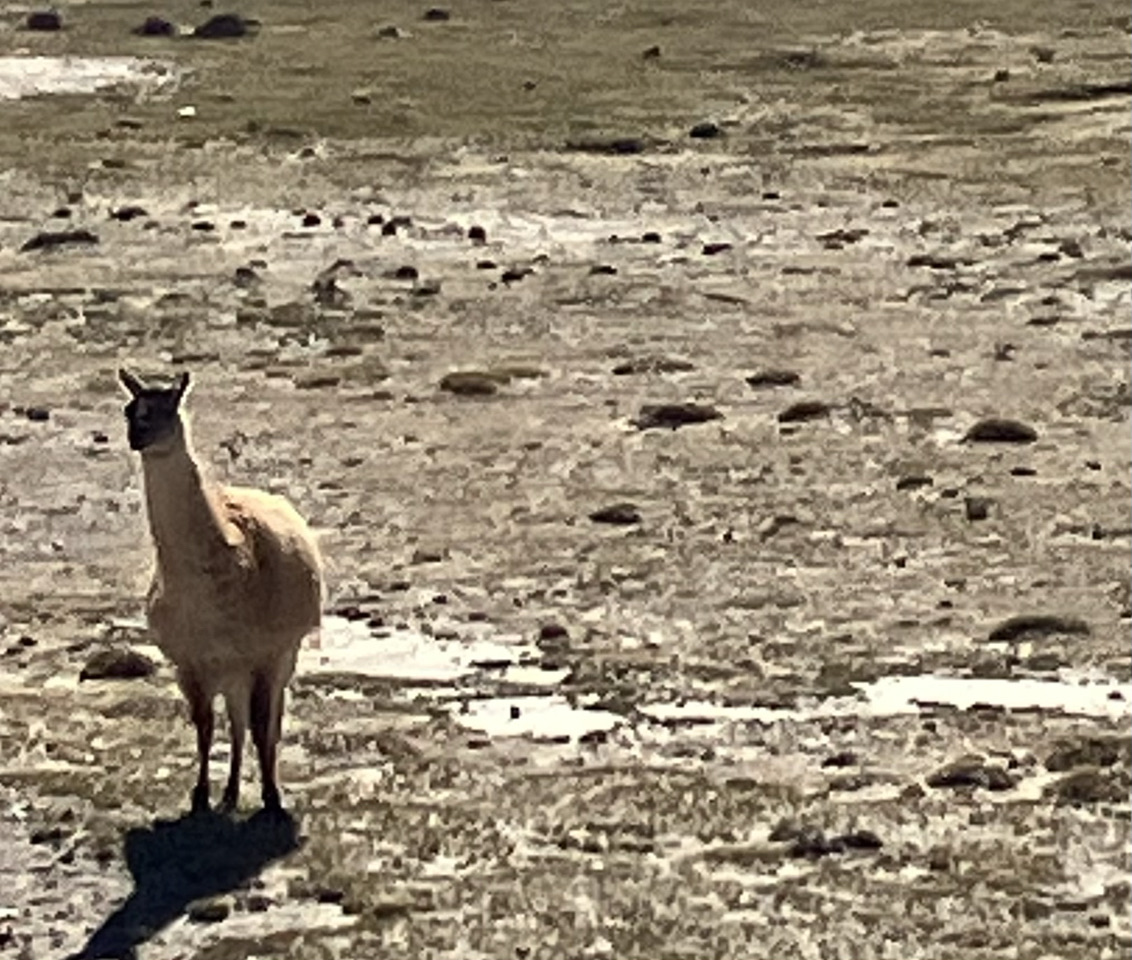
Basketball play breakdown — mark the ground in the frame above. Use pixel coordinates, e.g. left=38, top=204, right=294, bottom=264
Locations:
left=0, top=1, right=1129, bottom=958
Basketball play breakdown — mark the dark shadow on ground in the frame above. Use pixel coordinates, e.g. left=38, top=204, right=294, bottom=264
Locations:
left=67, top=808, right=301, bottom=960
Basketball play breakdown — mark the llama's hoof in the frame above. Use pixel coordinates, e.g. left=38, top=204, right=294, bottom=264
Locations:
left=190, top=784, right=211, bottom=815
left=261, top=787, right=285, bottom=817
left=217, top=792, right=239, bottom=816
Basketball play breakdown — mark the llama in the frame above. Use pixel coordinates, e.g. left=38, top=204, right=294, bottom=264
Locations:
left=119, top=367, right=323, bottom=815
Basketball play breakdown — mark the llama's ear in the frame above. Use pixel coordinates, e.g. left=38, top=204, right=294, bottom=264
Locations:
left=174, top=371, right=191, bottom=403
left=119, top=368, right=145, bottom=397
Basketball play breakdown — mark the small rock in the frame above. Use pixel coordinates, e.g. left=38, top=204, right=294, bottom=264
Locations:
left=632, top=402, right=722, bottom=431
left=589, top=264, right=618, bottom=275
left=393, top=264, right=419, bottom=280
left=410, top=547, right=446, bottom=564
left=895, top=474, right=933, bottom=491
left=187, top=897, right=231, bottom=923
left=821, top=750, right=859, bottom=768
left=25, top=9, right=62, bottom=30
left=589, top=503, right=641, bottom=525
left=439, top=371, right=500, bottom=396
left=702, top=241, right=732, bottom=256
left=640, top=231, right=662, bottom=243
left=538, top=623, right=569, bottom=642
left=987, top=614, right=1090, bottom=642
left=422, top=7, right=450, bottom=21
left=641, top=44, right=661, bottom=59
left=501, top=267, right=532, bottom=284
left=926, top=758, right=1015, bottom=791
left=689, top=121, right=723, bottom=139
left=963, top=418, right=1038, bottom=444
left=1046, top=768, right=1127, bottom=805
left=964, top=496, right=993, bottom=521
left=20, top=230, right=99, bottom=253
left=381, top=215, right=413, bottom=235
left=25, top=407, right=50, bottom=423
left=564, top=137, right=648, bottom=156
left=992, top=68, right=1011, bottom=82
left=777, top=400, right=830, bottom=423
left=133, top=16, right=176, bottom=36
left=467, top=224, right=487, bottom=243
left=111, top=205, right=148, bottom=222
left=301, top=211, right=321, bottom=227
left=191, top=220, right=215, bottom=232
left=611, top=356, right=694, bottom=376
left=1045, top=736, right=1128, bottom=772
left=746, top=368, right=800, bottom=388
left=836, top=830, right=883, bottom=851
left=376, top=24, right=408, bottom=39
left=80, top=648, right=158, bottom=682
left=193, top=13, right=255, bottom=39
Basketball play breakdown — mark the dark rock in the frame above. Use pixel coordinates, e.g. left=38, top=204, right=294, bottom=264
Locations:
left=963, top=418, right=1038, bottom=444
left=422, top=7, right=450, bottom=21
left=821, top=751, right=859, bottom=768
left=987, top=614, right=1090, bottom=643
left=538, top=623, right=569, bottom=642
left=564, top=137, right=647, bottom=156
left=1046, top=768, right=1128, bottom=805
left=1010, top=466, right=1037, bottom=477
left=25, top=10, right=62, bottom=30
left=439, top=371, right=500, bottom=396
left=133, top=16, right=176, bottom=36
left=632, top=402, right=723, bottom=431
left=640, top=231, right=662, bottom=243
left=964, top=496, right=993, bottom=521
left=702, top=242, right=732, bottom=256
left=589, top=503, right=641, bottom=525
left=376, top=24, right=407, bottom=39
left=927, top=758, right=1016, bottom=791
left=817, top=227, right=868, bottom=246
left=366, top=213, right=385, bottom=225
left=80, top=648, right=158, bottom=682
left=895, top=474, right=933, bottom=491
left=51, top=207, right=71, bottom=218
left=381, top=215, right=412, bottom=235
left=186, top=897, right=231, bottom=923
left=20, top=230, right=99, bottom=253
left=993, top=68, right=1011, bottom=82
left=907, top=253, right=964, bottom=269
left=689, top=121, right=723, bottom=140
left=746, top=368, right=800, bottom=388
left=589, top=264, right=618, bottom=275
left=193, top=13, right=256, bottom=39
left=641, top=44, right=661, bottom=59
left=612, top=356, right=694, bottom=376
left=476, top=260, right=497, bottom=270
left=393, top=264, right=419, bottom=281
left=835, top=830, right=883, bottom=851
left=777, top=400, right=831, bottom=423
left=301, top=212, right=321, bottom=228
left=1046, top=736, right=1128, bottom=772
left=412, top=280, right=441, bottom=297
left=25, top=407, right=50, bottom=423
left=789, top=826, right=835, bottom=858
left=191, top=220, right=215, bottom=232
left=501, top=267, right=531, bottom=284
left=111, top=205, right=148, bottom=222
left=467, top=224, right=487, bottom=243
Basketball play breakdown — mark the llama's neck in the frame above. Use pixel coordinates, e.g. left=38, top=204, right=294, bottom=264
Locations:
left=140, top=438, right=232, bottom=571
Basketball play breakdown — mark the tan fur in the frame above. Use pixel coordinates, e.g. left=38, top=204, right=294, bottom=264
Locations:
left=135, top=407, right=322, bottom=812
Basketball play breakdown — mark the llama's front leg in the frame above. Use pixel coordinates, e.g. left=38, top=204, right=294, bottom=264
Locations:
left=180, top=672, right=214, bottom=814
left=250, top=670, right=283, bottom=813
left=220, top=688, right=249, bottom=814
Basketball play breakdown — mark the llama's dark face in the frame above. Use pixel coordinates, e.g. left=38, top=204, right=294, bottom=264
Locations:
left=119, top=369, right=190, bottom=453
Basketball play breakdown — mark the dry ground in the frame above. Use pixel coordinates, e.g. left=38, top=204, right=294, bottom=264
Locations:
left=0, top=1, right=1130, bottom=958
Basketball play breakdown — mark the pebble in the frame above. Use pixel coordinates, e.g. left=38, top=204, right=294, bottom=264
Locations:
left=632, top=402, right=722, bottom=430
left=963, top=417, right=1038, bottom=444
left=467, top=224, right=487, bottom=243
left=439, top=371, right=500, bottom=396
left=20, top=230, right=99, bottom=253
left=611, top=356, right=694, bottom=375
left=193, top=13, right=254, bottom=39
left=964, top=496, right=993, bottom=521
left=79, top=647, right=158, bottom=681
left=689, top=121, right=723, bottom=139
left=422, top=7, right=450, bottom=21
left=987, top=614, right=1090, bottom=642
left=926, top=758, right=1015, bottom=791
left=746, top=368, right=800, bottom=388
left=25, top=10, right=62, bottom=30
left=133, top=15, right=176, bottom=36
left=187, top=897, right=232, bottom=923
left=701, top=242, right=732, bottom=256
left=777, top=400, right=830, bottom=423
left=111, top=205, right=148, bottom=222
left=589, top=503, right=641, bottom=525
left=895, top=474, right=933, bottom=491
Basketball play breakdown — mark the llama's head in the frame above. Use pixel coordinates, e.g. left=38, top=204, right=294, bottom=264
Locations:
left=119, top=368, right=191, bottom=454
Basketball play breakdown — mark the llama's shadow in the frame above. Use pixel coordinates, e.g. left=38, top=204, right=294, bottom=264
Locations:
left=69, top=808, right=301, bottom=960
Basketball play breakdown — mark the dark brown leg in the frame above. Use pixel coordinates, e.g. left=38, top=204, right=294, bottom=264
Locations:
left=250, top=670, right=282, bottom=813
left=180, top=671, right=214, bottom=814
left=219, top=688, right=248, bottom=814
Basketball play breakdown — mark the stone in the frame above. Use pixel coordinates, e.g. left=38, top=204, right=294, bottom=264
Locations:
left=133, top=16, right=176, bottom=36
left=193, top=13, right=255, bottom=39
left=25, top=10, right=62, bottom=30
left=777, top=400, right=831, bottom=423
left=612, top=356, right=694, bottom=376
left=589, top=503, right=641, bottom=525
left=987, top=614, right=1090, bottom=642
left=926, top=758, right=1015, bottom=791
left=746, top=368, right=800, bottom=388
left=20, top=230, right=99, bottom=253
left=963, top=418, right=1037, bottom=443
left=80, top=648, right=158, bottom=681
left=689, top=121, right=723, bottom=139
left=439, top=371, right=500, bottom=396
left=632, top=402, right=722, bottom=430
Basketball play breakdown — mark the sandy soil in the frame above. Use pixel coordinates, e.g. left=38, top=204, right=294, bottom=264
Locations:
left=0, top=2, right=1130, bottom=958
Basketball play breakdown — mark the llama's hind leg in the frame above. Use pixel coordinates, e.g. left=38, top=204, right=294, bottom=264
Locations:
left=220, top=681, right=249, bottom=814
left=250, top=668, right=284, bottom=813
left=179, top=670, right=214, bottom=814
